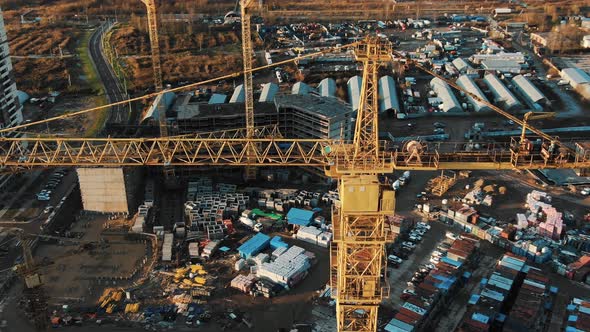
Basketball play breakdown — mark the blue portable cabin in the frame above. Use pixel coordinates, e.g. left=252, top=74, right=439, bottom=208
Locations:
left=286, top=208, right=315, bottom=226
left=238, top=233, right=271, bottom=259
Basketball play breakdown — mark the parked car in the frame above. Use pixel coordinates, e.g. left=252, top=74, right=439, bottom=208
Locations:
left=43, top=206, right=54, bottom=214
left=409, top=235, right=422, bottom=242
left=388, top=255, right=403, bottom=265
left=417, top=222, right=431, bottom=230
left=402, top=242, right=416, bottom=249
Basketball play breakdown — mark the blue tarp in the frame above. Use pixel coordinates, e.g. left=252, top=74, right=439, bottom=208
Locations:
left=238, top=233, right=271, bottom=259
left=468, top=294, right=480, bottom=305
left=219, top=246, right=230, bottom=252
left=287, top=208, right=314, bottom=226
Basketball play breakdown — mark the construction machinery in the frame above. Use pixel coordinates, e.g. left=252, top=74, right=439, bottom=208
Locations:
left=1, top=33, right=589, bottom=331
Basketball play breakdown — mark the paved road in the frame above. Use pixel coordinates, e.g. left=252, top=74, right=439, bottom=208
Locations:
left=88, top=22, right=127, bottom=125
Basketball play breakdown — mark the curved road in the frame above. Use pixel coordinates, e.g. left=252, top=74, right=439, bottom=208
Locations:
left=88, top=22, right=127, bottom=125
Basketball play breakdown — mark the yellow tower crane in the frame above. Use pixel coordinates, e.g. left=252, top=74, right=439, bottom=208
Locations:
left=0, top=38, right=589, bottom=332
left=241, top=0, right=261, bottom=180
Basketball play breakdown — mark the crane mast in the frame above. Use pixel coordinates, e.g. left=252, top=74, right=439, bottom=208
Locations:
left=330, top=38, right=395, bottom=332
left=241, top=0, right=258, bottom=180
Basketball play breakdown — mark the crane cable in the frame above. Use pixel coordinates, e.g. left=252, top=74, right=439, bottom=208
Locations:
left=0, top=41, right=362, bottom=135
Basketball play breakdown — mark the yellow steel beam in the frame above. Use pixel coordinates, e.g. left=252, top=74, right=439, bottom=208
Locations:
left=0, top=137, right=588, bottom=170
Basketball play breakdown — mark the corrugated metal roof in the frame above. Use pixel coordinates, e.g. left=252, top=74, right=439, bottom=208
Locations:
left=230, top=84, right=245, bottom=103
left=318, top=78, right=337, bottom=98
left=561, top=68, right=590, bottom=88
left=484, top=73, right=521, bottom=111
left=512, top=75, right=546, bottom=104
left=347, top=76, right=362, bottom=111
left=456, top=75, right=491, bottom=112
left=378, top=76, right=401, bottom=113
left=208, top=93, right=227, bottom=104
left=452, top=57, right=473, bottom=72
left=259, top=82, right=279, bottom=102
left=238, top=233, right=271, bottom=258
left=430, top=77, right=462, bottom=112
left=286, top=208, right=314, bottom=226
left=291, top=82, right=312, bottom=95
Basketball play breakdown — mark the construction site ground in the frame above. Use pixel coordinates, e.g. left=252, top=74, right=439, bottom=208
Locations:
left=36, top=215, right=147, bottom=305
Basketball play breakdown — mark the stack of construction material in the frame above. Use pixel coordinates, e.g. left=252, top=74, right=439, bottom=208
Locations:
left=296, top=226, right=323, bottom=244
left=253, top=253, right=270, bottom=266
left=231, top=274, right=258, bottom=293
left=526, top=190, right=563, bottom=240
left=188, top=242, right=199, bottom=259
left=272, top=247, right=288, bottom=259
left=201, top=240, right=220, bottom=259
left=162, top=233, right=173, bottom=261
left=235, top=258, right=246, bottom=271
left=257, top=246, right=310, bottom=287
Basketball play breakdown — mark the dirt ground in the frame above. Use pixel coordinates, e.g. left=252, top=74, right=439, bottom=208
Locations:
left=37, top=215, right=147, bottom=305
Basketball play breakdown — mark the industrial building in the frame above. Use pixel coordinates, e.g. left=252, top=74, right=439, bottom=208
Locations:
left=512, top=75, right=547, bottom=109
left=560, top=68, right=590, bottom=101
left=483, top=73, right=521, bottom=111
left=378, top=76, right=401, bottom=114
left=456, top=75, right=491, bottom=112
left=561, top=68, right=590, bottom=89
left=347, top=76, right=362, bottom=111
left=481, top=59, right=522, bottom=73
left=317, top=78, right=336, bottom=98
left=470, top=52, right=525, bottom=65
left=430, top=77, right=462, bottom=113
left=0, top=7, right=24, bottom=134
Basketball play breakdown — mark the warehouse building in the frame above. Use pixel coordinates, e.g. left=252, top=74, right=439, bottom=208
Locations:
left=483, top=73, right=521, bottom=111
left=456, top=75, right=491, bottom=112
left=317, top=78, right=336, bottom=98
left=561, top=68, right=590, bottom=101
left=229, top=84, right=245, bottom=103
left=561, top=68, right=590, bottom=89
left=347, top=76, right=362, bottom=111
left=378, top=76, right=401, bottom=114
left=430, top=77, right=462, bottom=113
left=470, top=52, right=525, bottom=65
left=481, top=59, right=522, bottom=73
left=259, top=83, right=279, bottom=103
left=512, top=75, right=547, bottom=109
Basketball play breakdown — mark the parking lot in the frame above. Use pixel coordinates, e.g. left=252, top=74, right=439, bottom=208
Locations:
left=384, top=219, right=448, bottom=309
